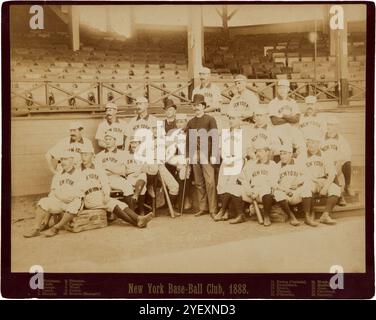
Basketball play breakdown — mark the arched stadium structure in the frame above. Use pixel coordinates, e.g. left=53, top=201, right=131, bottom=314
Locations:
left=10, top=4, right=366, bottom=200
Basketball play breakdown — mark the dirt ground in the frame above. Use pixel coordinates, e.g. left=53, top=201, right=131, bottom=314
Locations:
left=11, top=195, right=366, bottom=273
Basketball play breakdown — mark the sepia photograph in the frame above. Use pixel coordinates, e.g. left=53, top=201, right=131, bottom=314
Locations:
left=2, top=1, right=373, bottom=299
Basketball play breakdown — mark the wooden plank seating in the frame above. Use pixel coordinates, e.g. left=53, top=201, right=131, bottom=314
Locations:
left=66, top=209, right=108, bottom=233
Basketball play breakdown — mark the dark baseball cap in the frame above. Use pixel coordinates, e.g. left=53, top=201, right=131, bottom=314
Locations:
left=192, top=94, right=206, bottom=106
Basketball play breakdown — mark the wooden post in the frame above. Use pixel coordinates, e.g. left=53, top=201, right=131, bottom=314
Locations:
left=67, top=6, right=80, bottom=51
left=188, top=5, right=204, bottom=93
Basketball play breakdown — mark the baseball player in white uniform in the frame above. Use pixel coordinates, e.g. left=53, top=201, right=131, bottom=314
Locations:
left=214, top=110, right=248, bottom=224
left=268, top=79, right=306, bottom=157
left=241, top=140, right=279, bottom=226
left=45, top=121, right=93, bottom=174
left=95, top=131, right=134, bottom=207
left=299, top=95, right=326, bottom=140
left=95, top=102, right=128, bottom=150
left=124, top=135, right=148, bottom=215
left=273, top=143, right=313, bottom=226
left=165, top=113, right=192, bottom=211
left=226, top=74, right=259, bottom=122
left=249, top=106, right=281, bottom=161
left=299, top=130, right=341, bottom=225
left=321, top=116, right=354, bottom=206
left=192, top=67, right=222, bottom=113
left=80, top=144, right=153, bottom=228
left=24, top=151, right=84, bottom=238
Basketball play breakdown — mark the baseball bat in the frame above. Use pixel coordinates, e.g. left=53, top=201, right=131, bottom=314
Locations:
left=158, top=171, right=176, bottom=218
left=180, top=161, right=189, bottom=215
left=253, top=200, right=264, bottom=224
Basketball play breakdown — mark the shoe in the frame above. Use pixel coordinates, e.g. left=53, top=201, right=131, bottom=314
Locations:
left=229, top=215, right=246, bottom=224
left=319, top=212, right=337, bottom=225
left=338, top=196, right=347, bottom=206
left=289, top=217, right=301, bottom=226
left=213, top=210, right=224, bottom=222
left=194, top=210, right=208, bottom=217
left=137, top=212, right=154, bottom=228
left=344, top=186, right=355, bottom=197
left=263, top=216, right=271, bottom=227
left=23, top=229, right=40, bottom=238
left=221, top=210, right=229, bottom=221
left=43, top=227, right=59, bottom=237
left=304, top=213, right=318, bottom=227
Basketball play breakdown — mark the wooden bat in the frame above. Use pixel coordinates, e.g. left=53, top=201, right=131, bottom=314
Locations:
left=158, top=171, right=176, bottom=218
left=253, top=200, right=264, bottom=224
left=180, top=161, right=189, bottom=215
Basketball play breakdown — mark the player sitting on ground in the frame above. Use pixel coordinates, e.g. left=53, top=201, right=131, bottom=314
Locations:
left=94, top=131, right=134, bottom=208
left=80, top=144, right=153, bottom=228
left=320, top=116, right=355, bottom=206
left=241, top=141, right=279, bottom=227
left=299, top=131, right=341, bottom=225
left=24, top=151, right=84, bottom=238
left=123, top=135, right=148, bottom=215
left=273, top=143, right=314, bottom=226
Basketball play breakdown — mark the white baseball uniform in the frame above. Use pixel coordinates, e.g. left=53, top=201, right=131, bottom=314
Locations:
left=166, top=128, right=191, bottom=180
left=81, top=163, right=127, bottom=212
left=38, top=167, right=84, bottom=214
left=299, top=150, right=341, bottom=197
left=299, top=114, right=327, bottom=140
left=95, top=148, right=133, bottom=196
left=241, top=159, right=279, bottom=203
left=95, top=119, right=128, bottom=148
left=192, top=83, right=222, bottom=111
left=124, top=149, right=147, bottom=195
left=227, top=90, right=259, bottom=120
left=274, top=159, right=312, bottom=204
left=320, top=133, right=352, bottom=164
left=48, top=137, right=93, bottom=168
left=248, top=124, right=282, bottom=156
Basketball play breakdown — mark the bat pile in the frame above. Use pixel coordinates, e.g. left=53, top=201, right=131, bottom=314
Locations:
left=66, top=209, right=108, bottom=233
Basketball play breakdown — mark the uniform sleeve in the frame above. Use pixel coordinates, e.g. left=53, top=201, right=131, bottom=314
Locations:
left=213, top=85, right=222, bottom=108
left=249, top=92, right=259, bottom=115
left=323, top=155, right=336, bottom=177
left=291, top=100, right=301, bottom=116
left=98, top=166, right=111, bottom=195
left=95, top=122, right=105, bottom=141
left=267, top=100, right=279, bottom=117
left=50, top=173, right=59, bottom=191
left=48, top=138, right=66, bottom=159
left=269, top=162, right=280, bottom=188
left=74, top=172, right=85, bottom=199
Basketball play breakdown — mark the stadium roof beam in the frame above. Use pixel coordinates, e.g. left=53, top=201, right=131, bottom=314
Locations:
left=68, top=5, right=80, bottom=51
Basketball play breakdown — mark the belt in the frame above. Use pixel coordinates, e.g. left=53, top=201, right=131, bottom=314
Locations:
left=85, top=187, right=101, bottom=195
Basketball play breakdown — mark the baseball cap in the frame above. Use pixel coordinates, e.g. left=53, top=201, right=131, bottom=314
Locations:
left=277, top=79, right=290, bottom=87
left=163, top=98, right=177, bottom=110
left=198, top=67, right=211, bottom=74
left=234, top=74, right=247, bottom=82
left=326, top=116, right=339, bottom=125
left=59, top=150, right=75, bottom=159
left=253, top=140, right=270, bottom=150
left=80, top=144, right=94, bottom=153
left=69, top=121, right=84, bottom=130
left=254, top=106, right=268, bottom=115
left=192, top=94, right=206, bottom=106
left=135, top=96, right=148, bottom=104
left=105, top=102, right=118, bottom=111
left=176, top=113, right=187, bottom=121
left=305, top=95, right=317, bottom=104
left=279, top=143, right=293, bottom=153
left=104, top=131, right=117, bottom=139
left=130, top=136, right=142, bottom=143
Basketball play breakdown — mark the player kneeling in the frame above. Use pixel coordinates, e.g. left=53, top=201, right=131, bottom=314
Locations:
left=273, top=144, right=313, bottom=226
left=301, top=132, right=341, bottom=225
left=23, top=151, right=84, bottom=238
left=80, top=145, right=153, bottom=228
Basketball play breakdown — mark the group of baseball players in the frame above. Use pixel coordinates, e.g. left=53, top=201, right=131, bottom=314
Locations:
left=24, top=66, right=355, bottom=238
